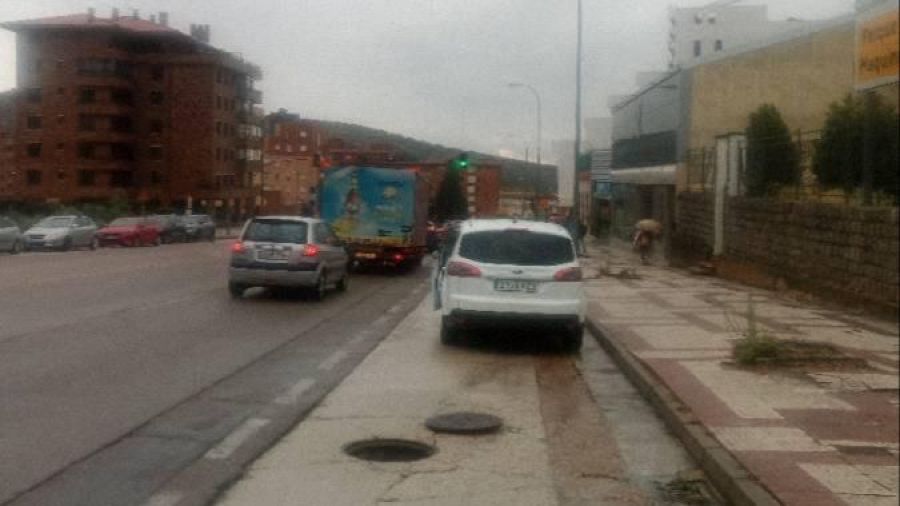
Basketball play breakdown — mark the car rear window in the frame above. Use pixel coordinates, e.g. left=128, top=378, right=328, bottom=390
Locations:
left=458, top=229, right=574, bottom=266
left=244, top=220, right=308, bottom=244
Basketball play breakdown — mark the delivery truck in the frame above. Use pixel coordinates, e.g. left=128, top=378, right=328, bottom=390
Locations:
left=320, top=166, right=428, bottom=269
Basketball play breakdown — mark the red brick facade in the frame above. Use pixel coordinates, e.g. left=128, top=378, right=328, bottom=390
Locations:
left=0, top=11, right=263, bottom=217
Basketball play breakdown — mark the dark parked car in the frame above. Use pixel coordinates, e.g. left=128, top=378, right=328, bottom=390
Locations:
left=0, top=216, right=24, bottom=254
left=183, top=214, right=216, bottom=242
left=150, top=214, right=188, bottom=244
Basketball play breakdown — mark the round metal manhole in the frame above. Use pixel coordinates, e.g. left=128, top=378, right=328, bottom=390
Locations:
left=425, top=411, right=503, bottom=435
left=343, top=438, right=435, bottom=462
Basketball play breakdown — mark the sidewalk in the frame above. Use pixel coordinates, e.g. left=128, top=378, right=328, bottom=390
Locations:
left=581, top=237, right=899, bottom=506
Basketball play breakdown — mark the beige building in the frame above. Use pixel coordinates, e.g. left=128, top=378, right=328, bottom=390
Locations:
left=261, top=155, right=318, bottom=215
left=686, top=16, right=856, bottom=151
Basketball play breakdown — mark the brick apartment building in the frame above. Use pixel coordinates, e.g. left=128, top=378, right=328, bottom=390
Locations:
left=0, top=9, right=264, bottom=218
left=0, top=91, right=14, bottom=198
left=260, top=110, right=323, bottom=215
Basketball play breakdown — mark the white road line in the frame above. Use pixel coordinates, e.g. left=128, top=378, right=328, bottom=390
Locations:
left=386, top=304, right=402, bottom=314
left=274, top=378, right=316, bottom=405
left=142, top=491, right=184, bottom=506
left=318, top=349, right=348, bottom=371
left=204, top=418, right=270, bottom=460
left=348, top=330, right=373, bottom=346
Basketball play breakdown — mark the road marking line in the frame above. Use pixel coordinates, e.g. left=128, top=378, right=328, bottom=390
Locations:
left=386, top=304, right=402, bottom=314
left=142, top=491, right=184, bottom=506
left=348, top=330, right=373, bottom=346
left=204, top=418, right=270, bottom=460
left=374, top=314, right=391, bottom=326
left=318, top=349, right=348, bottom=371
left=274, top=378, right=316, bottom=405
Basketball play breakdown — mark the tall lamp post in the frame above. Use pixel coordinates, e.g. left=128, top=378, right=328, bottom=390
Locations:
left=508, top=82, right=543, bottom=217
left=573, top=0, right=584, bottom=221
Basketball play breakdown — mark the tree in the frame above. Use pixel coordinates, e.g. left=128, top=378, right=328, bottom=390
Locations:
left=814, top=93, right=898, bottom=199
left=433, top=167, right=468, bottom=221
left=744, top=104, right=799, bottom=197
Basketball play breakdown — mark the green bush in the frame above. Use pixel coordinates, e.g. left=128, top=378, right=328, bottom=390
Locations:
left=733, top=334, right=780, bottom=365
left=744, top=104, right=800, bottom=197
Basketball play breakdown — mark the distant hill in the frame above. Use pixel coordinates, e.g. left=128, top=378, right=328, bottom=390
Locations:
left=315, top=120, right=557, bottom=195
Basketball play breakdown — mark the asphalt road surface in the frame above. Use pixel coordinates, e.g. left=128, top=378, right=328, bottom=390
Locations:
left=0, top=242, right=429, bottom=506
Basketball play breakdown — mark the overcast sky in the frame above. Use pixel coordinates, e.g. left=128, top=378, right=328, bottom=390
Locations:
left=0, top=0, right=853, bottom=163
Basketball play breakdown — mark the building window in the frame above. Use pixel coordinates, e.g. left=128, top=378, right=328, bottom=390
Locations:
left=27, top=115, right=42, bottom=129
left=150, top=65, right=164, bottom=81
left=57, top=87, right=65, bottom=95
left=27, top=170, right=42, bottom=185
left=57, top=169, right=66, bottom=181
left=708, top=14, right=717, bottom=24
left=693, top=40, right=702, bottom=57
left=56, top=142, right=64, bottom=150
left=109, top=171, right=133, bottom=188
left=148, top=145, right=163, bottom=160
left=78, top=143, right=95, bottom=159
left=300, top=145, right=307, bottom=152
left=151, top=171, right=162, bottom=184
left=78, top=170, right=96, bottom=186
left=149, top=91, right=164, bottom=105
left=26, top=88, right=41, bottom=103
left=26, top=143, right=42, bottom=158
left=111, top=89, right=133, bottom=105
left=110, top=116, right=133, bottom=133
left=57, top=114, right=65, bottom=125
left=149, top=119, right=163, bottom=134
left=216, top=148, right=222, bottom=161
left=79, top=115, right=96, bottom=131
left=79, top=88, right=96, bottom=104
left=715, top=39, right=723, bottom=51
left=300, top=130, right=308, bottom=138
left=110, top=143, right=134, bottom=160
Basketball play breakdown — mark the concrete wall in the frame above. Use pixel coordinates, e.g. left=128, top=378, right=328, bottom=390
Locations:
left=674, top=194, right=899, bottom=314
left=687, top=21, right=856, bottom=151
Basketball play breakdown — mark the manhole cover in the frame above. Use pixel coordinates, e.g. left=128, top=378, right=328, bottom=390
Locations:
left=425, top=411, right=503, bottom=435
left=343, top=438, right=435, bottom=462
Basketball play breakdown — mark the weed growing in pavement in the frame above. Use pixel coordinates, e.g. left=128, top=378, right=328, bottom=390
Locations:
left=726, top=295, right=782, bottom=365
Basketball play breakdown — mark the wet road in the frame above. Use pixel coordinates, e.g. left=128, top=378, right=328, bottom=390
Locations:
left=0, top=243, right=429, bottom=505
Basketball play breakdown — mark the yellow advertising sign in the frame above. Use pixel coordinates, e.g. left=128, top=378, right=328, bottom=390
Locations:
left=856, top=8, right=899, bottom=89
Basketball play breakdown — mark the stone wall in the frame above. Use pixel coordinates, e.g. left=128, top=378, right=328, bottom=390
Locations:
left=674, top=193, right=899, bottom=314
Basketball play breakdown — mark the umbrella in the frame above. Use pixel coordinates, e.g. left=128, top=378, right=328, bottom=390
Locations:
left=636, top=219, right=662, bottom=234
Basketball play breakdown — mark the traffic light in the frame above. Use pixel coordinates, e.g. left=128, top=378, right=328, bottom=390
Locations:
left=451, top=152, right=470, bottom=171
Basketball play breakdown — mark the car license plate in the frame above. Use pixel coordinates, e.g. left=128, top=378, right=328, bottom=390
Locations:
left=494, top=279, right=537, bottom=293
left=356, top=252, right=377, bottom=259
left=258, top=249, right=287, bottom=261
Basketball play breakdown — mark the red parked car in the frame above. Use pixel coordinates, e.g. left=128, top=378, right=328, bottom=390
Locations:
left=96, top=217, right=162, bottom=247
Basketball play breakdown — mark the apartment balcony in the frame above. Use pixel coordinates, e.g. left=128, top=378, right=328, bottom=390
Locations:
left=236, top=86, right=263, bottom=104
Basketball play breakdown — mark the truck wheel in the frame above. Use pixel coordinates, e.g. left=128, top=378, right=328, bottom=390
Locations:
left=562, top=324, right=584, bottom=353
left=440, top=316, right=458, bottom=345
left=229, top=282, right=247, bottom=299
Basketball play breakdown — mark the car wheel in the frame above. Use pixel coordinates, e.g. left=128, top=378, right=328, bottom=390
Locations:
left=61, top=238, right=72, bottom=252
left=229, top=282, right=247, bottom=299
left=311, top=272, right=327, bottom=301
left=440, top=316, right=458, bottom=345
left=11, top=240, right=23, bottom=255
left=207, top=231, right=216, bottom=242
left=563, top=324, right=584, bottom=353
left=336, top=272, right=349, bottom=292
left=89, top=237, right=98, bottom=251
left=153, top=235, right=162, bottom=246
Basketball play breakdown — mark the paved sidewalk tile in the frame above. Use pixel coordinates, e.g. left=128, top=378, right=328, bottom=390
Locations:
left=582, top=238, right=899, bottom=506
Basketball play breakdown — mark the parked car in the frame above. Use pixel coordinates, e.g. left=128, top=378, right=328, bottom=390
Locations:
left=96, top=217, right=162, bottom=247
left=150, top=214, right=187, bottom=244
left=23, top=215, right=98, bottom=251
left=228, top=216, right=350, bottom=300
left=0, top=216, right=24, bottom=254
left=433, top=219, right=586, bottom=351
left=183, top=214, right=216, bottom=242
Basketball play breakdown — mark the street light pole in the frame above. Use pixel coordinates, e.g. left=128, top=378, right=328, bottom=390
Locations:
left=573, top=0, right=583, bottom=221
left=507, top=82, right=542, bottom=166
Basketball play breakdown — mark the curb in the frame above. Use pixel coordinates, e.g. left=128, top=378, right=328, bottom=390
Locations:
left=586, top=318, right=781, bottom=506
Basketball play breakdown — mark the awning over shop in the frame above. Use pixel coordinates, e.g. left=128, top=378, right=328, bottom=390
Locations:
left=610, top=164, right=676, bottom=185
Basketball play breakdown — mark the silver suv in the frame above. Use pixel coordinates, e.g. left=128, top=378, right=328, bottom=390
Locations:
left=23, top=215, right=98, bottom=251
left=228, top=216, right=350, bottom=300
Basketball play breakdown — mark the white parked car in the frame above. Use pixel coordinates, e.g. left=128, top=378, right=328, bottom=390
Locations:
left=23, top=215, right=98, bottom=251
left=433, top=219, right=586, bottom=351
left=228, top=216, right=350, bottom=300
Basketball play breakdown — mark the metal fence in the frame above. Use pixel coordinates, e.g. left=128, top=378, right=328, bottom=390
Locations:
left=682, top=130, right=894, bottom=205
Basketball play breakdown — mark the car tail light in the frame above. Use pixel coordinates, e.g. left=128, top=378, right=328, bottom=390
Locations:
left=303, top=244, right=319, bottom=257
left=231, top=241, right=246, bottom=254
left=446, top=261, right=482, bottom=278
left=393, top=253, right=405, bottom=263
left=553, top=267, right=583, bottom=282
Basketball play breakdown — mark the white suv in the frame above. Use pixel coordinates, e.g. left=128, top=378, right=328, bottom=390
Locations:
left=433, top=219, right=586, bottom=351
